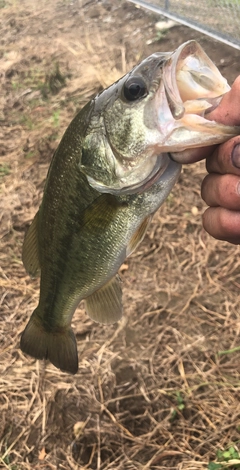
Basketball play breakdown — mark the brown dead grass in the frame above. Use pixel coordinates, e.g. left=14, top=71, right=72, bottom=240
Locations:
left=1, top=1, right=240, bottom=469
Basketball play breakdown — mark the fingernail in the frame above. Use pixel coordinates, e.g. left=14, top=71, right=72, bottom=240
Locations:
left=237, top=181, right=240, bottom=196
left=231, top=143, right=240, bottom=168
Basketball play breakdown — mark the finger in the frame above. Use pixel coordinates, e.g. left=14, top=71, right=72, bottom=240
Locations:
left=171, top=145, right=216, bottom=164
left=201, top=173, right=240, bottom=209
left=205, top=136, right=240, bottom=175
left=202, top=207, right=240, bottom=244
left=206, top=75, right=240, bottom=127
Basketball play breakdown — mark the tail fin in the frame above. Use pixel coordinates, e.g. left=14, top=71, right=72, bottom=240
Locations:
left=20, top=309, right=78, bottom=374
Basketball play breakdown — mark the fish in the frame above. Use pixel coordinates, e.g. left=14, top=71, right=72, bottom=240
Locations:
left=20, top=40, right=240, bottom=374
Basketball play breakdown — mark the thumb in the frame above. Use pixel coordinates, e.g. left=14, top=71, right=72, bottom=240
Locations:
left=206, top=75, right=240, bottom=127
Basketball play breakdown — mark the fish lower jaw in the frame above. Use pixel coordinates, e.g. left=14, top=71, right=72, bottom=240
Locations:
left=133, top=154, right=172, bottom=193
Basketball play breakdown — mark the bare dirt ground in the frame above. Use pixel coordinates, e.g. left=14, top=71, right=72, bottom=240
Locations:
left=1, top=1, right=240, bottom=469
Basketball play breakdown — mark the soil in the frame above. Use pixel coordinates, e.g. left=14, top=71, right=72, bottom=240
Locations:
left=1, top=1, right=240, bottom=469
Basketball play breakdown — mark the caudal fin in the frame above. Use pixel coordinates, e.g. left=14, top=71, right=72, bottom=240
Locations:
left=20, top=309, right=78, bottom=374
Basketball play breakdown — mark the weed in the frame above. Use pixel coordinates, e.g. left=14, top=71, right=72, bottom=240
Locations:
left=24, top=151, right=35, bottom=159
left=218, top=346, right=240, bottom=356
left=166, top=193, right=175, bottom=206
left=146, top=29, right=167, bottom=45
left=170, top=391, right=185, bottom=421
left=0, top=445, right=19, bottom=470
left=155, top=30, right=167, bottom=41
left=208, top=464, right=224, bottom=470
left=52, top=110, right=60, bottom=127
left=11, top=80, right=22, bottom=91
left=208, top=445, right=240, bottom=469
left=0, top=164, right=11, bottom=176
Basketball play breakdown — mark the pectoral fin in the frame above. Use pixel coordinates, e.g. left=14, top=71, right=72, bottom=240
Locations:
left=85, top=275, right=122, bottom=324
left=22, top=211, right=41, bottom=277
left=126, top=215, right=152, bottom=257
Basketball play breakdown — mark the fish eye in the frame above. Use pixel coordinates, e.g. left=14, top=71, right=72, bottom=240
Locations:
left=123, top=76, right=147, bottom=101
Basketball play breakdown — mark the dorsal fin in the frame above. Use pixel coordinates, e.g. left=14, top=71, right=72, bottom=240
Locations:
left=85, top=275, right=122, bottom=324
left=22, top=211, right=41, bottom=277
left=126, top=215, right=152, bottom=257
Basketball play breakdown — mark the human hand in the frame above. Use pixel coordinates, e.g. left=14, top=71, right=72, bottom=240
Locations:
left=201, top=76, right=240, bottom=244
left=173, top=77, right=240, bottom=244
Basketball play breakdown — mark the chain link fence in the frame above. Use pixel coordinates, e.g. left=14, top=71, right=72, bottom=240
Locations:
left=129, top=0, right=240, bottom=49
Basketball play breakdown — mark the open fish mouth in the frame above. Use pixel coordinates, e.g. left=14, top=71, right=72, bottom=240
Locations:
left=162, top=40, right=230, bottom=121
left=155, top=40, right=239, bottom=157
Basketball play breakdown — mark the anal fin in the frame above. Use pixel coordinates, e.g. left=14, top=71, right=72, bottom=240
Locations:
left=85, top=275, right=122, bottom=324
left=22, top=211, right=41, bottom=277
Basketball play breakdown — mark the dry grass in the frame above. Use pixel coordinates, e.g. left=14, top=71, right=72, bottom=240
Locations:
left=1, top=1, right=240, bottom=469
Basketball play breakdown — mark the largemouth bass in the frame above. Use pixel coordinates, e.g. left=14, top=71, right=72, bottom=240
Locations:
left=21, top=40, right=240, bottom=374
